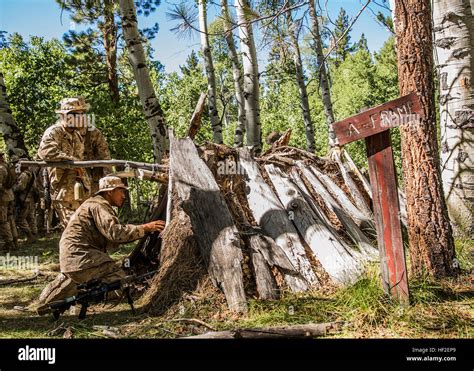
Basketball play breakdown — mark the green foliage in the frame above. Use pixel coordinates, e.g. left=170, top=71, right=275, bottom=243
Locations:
left=331, top=8, right=352, bottom=67
left=0, top=34, right=76, bottom=155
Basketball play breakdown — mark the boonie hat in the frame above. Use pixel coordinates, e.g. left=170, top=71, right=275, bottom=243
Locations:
left=95, top=176, right=129, bottom=195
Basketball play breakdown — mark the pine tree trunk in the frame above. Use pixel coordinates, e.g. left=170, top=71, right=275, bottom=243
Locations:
left=235, top=0, right=261, bottom=153
left=221, top=0, right=246, bottom=147
left=0, top=73, right=29, bottom=158
left=198, top=0, right=222, bottom=144
left=286, top=7, right=315, bottom=153
left=118, top=0, right=168, bottom=163
left=102, top=0, right=120, bottom=104
left=433, top=0, right=474, bottom=236
left=394, top=0, right=458, bottom=277
left=308, top=0, right=336, bottom=148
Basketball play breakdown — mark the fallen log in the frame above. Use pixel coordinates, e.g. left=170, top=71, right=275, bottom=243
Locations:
left=168, top=132, right=247, bottom=313
left=266, top=164, right=363, bottom=284
left=237, top=148, right=317, bottom=291
left=183, top=322, right=342, bottom=339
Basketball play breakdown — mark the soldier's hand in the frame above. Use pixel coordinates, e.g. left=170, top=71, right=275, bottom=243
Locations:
left=142, top=220, right=166, bottom=233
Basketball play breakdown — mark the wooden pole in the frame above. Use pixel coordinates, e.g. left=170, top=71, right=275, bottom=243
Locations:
left=366, top=131, right=409, bottom=304
left=19, top=159, right=167, bottom=171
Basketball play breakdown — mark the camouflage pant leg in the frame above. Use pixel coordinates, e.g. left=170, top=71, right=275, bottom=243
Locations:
left=52, top=200, right=81, bottom=229
left=0, top=202, right=14, bottom=250
left=7, top=202, right=18, bottom=242
left=17, top=200, right=37, bottom=236
left=36, top=202, right=45, bottom=235
left=38, top=273, right=77, bottom=304
left=67, top=262, right=127, bottom=300
left=67, top=261, right=126, bottom=284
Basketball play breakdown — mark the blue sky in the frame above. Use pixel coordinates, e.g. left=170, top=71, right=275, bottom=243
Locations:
left=0, top=0, right=392, bottom=74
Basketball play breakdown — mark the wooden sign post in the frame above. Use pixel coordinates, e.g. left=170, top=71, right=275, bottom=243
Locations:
left=333, top=92, right=422, bottom=304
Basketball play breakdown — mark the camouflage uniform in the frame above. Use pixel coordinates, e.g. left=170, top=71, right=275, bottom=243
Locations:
left=37, top=122, right=91, bottom=228
left=82, top=126, right=112, bottom=194
left=38, top=194, right=145, bottom=304
left=13, top=168, right=38, bottom=241
left=0, top=155, right=18, bottom=251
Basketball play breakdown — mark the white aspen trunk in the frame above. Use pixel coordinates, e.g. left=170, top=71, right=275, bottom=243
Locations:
left=118, top=0, right=168, bottom=163
left=221, top=0, right=246, bottom=147
left=308, top=0, right=336, bottom=148
left=434, top=0, right=474, bottom=236
left=198, top=0, right=222, bottom=144
left=286, top=8, right=315, bottom=152
left=235, top=0, right=262, bottom=152
left=0, top=73, right=29, bottom=158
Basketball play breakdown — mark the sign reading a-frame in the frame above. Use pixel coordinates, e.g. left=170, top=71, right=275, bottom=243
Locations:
left=333, top=92, right=422, bottom=304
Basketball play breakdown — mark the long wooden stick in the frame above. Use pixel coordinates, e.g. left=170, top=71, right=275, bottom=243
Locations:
left=19, top=159, right=167, bottom=171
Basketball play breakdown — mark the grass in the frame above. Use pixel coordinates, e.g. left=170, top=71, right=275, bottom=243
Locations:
left=0, top=235, right=472, bottom=338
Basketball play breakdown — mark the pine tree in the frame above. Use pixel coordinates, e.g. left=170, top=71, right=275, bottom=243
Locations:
left=332, top=8, right=352, bottom=67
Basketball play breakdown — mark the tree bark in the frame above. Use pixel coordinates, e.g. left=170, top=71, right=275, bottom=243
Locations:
left=169, top=132, right=247, bottom=313
left=198, top=0, right=222, bottom=144
left=433, top=0, right=474, bottom=236
left=266, top=164, right=364, bottom=284
left=221, top=0, right=246, bottom=147
left=295, top=162, right=377, bottom=259
left=0, top=73, right=29, bottom=158
left=118, top=0, right=168, bottom=163
left=237, top=148, right=316, bottom=290
left=308, top=0, right=336, bottom=148
left=235, top=0, right=262, bottom=152
left=286, top=5, right=315, bottom=153
left=394, top=0, right=458, bottom=277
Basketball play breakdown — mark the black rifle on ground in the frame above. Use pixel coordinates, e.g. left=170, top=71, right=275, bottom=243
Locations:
left=37, top=270, right=157, bottom=320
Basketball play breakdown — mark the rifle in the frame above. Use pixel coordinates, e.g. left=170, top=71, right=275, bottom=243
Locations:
left=37, top=270, right=157, bottom=320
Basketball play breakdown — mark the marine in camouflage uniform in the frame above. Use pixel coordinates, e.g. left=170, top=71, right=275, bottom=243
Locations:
left=37, top=97, right=92, bottom=229
left=13, top=166, right=38, bottom=243
left=38, top=176, right=165, bottom=305
left=0, top=152, right=18, bottom=252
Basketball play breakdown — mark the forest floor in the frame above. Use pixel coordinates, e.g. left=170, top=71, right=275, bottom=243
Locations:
left=0, top=234, right=472, bottom=339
